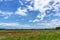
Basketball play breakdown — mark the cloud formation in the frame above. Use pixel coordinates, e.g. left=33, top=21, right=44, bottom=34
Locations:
left=33, top=0, right=60, bottom=21
left=36, top=19, right=60, bottom=29
left=0, top=23, right=32, bottom=29
left=0, top=10, right=13, bottom=19
left=0, top=0, right=60, bottom=29
left=15, top=7, right=27, bottom=16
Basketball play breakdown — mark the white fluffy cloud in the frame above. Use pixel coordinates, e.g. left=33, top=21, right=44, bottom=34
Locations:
left=37, top=12, right=46, bottom=21
left=0, top=18, right=60, bottom=29
left=34, top=0, right=51, bottom=11
left=0, top=23, right=32, bottom=29
left=33, top=0, right=60, bottom=22
left=33, top=0, right=51, bottom=22
left=0, top=7, right=28, bottom=19
left=27, top=5, right=34, bottom=11
left=36, top=18, right=60, bottom=29
left=0, top=10, right=13, bottom=19
left=0, top=0, right=60, bottom=29
left=54, top=12, right=60, bottom=17
left=28, top=18, right=60, bottom=29
left=15, top=7, right=27, bottom=16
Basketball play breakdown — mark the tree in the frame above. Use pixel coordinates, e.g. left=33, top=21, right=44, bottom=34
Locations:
left=56, top=27, right=60, bottom=29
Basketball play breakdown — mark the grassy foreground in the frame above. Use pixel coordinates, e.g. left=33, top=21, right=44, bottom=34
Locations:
left=0, top=30, right=60, bottom=40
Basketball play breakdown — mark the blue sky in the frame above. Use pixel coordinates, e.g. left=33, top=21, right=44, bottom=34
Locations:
left=0, top=0, right=60, bottom=29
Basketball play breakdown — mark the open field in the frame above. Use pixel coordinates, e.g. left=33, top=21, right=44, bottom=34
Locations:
left=0, top=30, right=60, bottom=40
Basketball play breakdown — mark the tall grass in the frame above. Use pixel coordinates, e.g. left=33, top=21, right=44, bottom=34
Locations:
left=0, top=30, right=60, bottom=40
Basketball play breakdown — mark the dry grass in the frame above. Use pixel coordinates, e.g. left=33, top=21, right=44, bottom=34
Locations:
left=0, top=30, right=60, bottom=40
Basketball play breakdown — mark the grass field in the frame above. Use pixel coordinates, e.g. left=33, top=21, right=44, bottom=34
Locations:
left=0, top=29, right=60, bottom=40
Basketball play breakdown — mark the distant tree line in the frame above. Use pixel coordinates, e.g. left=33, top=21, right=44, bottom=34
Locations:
left=56, top=27, right=60, bottom=29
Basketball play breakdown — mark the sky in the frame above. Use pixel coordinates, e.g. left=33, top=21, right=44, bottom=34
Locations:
left=0, top=0, right=60, bottom=29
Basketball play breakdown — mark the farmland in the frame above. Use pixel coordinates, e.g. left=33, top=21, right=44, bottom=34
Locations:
left=0, top=29, right=60, bottom=40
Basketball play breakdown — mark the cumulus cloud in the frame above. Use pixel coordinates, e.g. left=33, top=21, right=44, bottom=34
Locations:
left=0, top=18, right=60, bottom=29
left=0, top=0, right=60, bottom=29
left=33, top=0, right=60, bottom=22
left=27, top=5, right=34, bottom=11
left=0, top=23, right=32, bottom=29
left=33, top=0, right=51, bottom=22
left=54, top=13, right=60, bottom=17
left=0, top=10, right=13, bottom=19
left=28, top=18, right=60, bottom=29
left=37, top=13, right=46, bottom=21
left=0, top=22, right=52, bottom=29
left=34, top=0, right=51, bottom=11
left=34, top=0, right=60, bottom=11
left=36, top=18, right=60, bottom=29
left=50, top=19, right=60, bottom=27
left=15, top=7, right=27, bottom=16
left=32, top=19, right=40, bottom=22
left=0, top=7, right=28, bottom=19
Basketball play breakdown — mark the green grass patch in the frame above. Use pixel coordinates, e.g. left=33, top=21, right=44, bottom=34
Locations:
left=0, top=30, right=60, bottom=40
